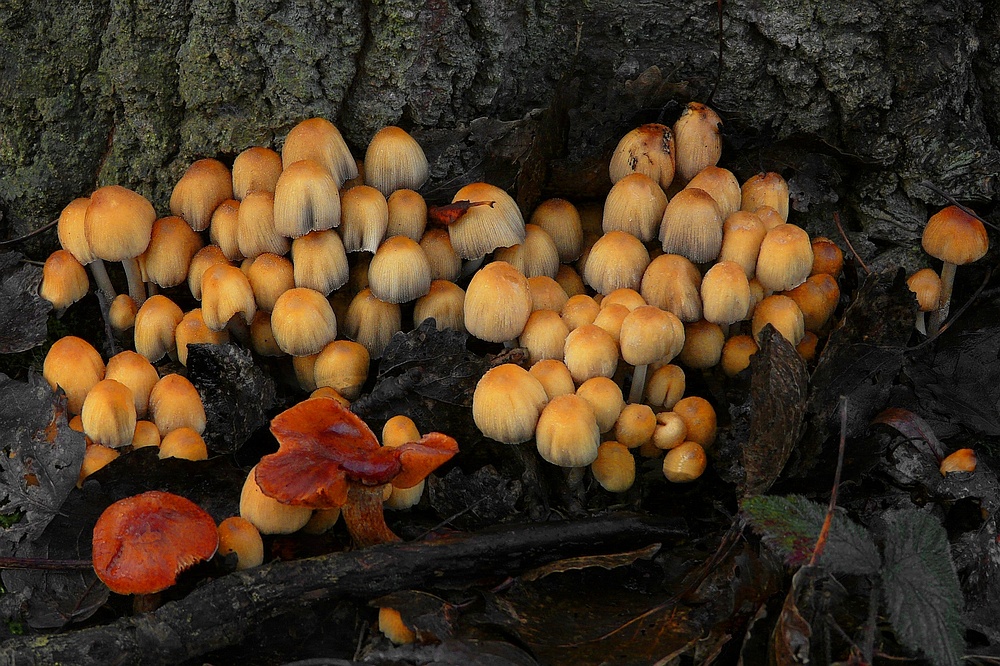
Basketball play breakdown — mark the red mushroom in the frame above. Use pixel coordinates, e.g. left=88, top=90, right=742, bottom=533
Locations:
left=92, top=491, right=219, bottom=601
left=254, top=397, right=459, bottom=547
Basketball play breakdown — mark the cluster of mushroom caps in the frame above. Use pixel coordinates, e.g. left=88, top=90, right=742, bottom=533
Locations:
left=469, top=103, right=846, bottom=492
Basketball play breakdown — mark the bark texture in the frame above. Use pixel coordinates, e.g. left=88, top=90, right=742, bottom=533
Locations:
left=1, top=0, right=997, bottom=265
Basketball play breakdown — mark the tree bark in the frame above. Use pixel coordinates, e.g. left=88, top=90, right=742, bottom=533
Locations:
left=0, top=0, right=996, bottom=266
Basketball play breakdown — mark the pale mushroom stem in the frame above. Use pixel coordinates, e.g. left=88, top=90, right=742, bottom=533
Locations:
left=927, top=261, right=956, bottom=336
left=89, top=259, right=117, bottom=300
left=122, top=257, right=147, bottom=306
left=342, top=483, right=402, bottom=548
left=628, top=363, right=649, bottom=405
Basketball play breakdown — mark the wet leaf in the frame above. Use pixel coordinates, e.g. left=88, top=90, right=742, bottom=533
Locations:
left=770, top=568, right=813, bottom=666
left=371, top=590, right=457, bottom=642
left=521, top=544, right=660, bottom=582
left=427, top=465, right=522, bottom=530
left=905, top=328, right=1000, bottom=437
left=186, top=343, right=276, bottom=454
left=872, top=407, right=947, bottom=459
left=741, top=495, right=880, bottom=575
left=742, top=325, right=808, bottom=496
left=880, top=509, right=964, bottom=666
left=0, top=252, right=49, bottom=354
left=0, top=373, right=85, bottom=545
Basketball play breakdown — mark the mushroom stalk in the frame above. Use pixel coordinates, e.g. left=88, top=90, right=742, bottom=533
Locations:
left=927, top=261, right=956, bottom=336
left=89, top=259, right=117, bottom=300
left=122, top=257, right=147, bottom=306
left=342, top=484, right=401, bottom=548
left=628, top=363, right=649, bottom=405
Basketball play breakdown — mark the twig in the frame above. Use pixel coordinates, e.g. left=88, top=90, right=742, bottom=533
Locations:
left=0, top=218, right=58, bottom=247
left=0, top=557, right=92, bottom=571
left=833, top=212, right=870, bottom=275
left=808, top=395, right=848, bottom=566
left=918, top=181, right=1000, bottom=232
left=0, top=513, right=685, bottom=666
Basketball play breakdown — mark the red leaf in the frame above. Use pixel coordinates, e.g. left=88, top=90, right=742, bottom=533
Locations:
left=427, top=200, right=496, bottom=226
left=872, top=407, right=946, bottom=461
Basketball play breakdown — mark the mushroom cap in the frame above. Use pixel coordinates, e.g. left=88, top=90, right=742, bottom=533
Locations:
left=591, top=441, right=636, bottom=493
left=134, top=294, right=185, bottom=363
left=672, top=103, right=723, bottom=183
left=92, top=491, right=219, bottom=595
left=531, top=198, right=583, bottom=263
left=751, top=294, right=805, bottom=345
left=464, top=261, right=533, bottom=343
left=282, top=117, right=358, bottom=186
left=527, top=275, right=569, bottom=313
left=340, top=185, right=389, bottom=254
left=81, top=379, right=137, bottom=448
left=447, top=183, right=526, bottom=259
left=210, top=199, right=244, bottom=260
left=40, top=249, right=89, bottom=311
left=149, top=373, right=206, bottom=437
left=232, top=146, right=283, bottom=200
left=292, top=230, right=350, bottom=295
left=237, top=191, right=289, bottom=259
left=57, top=197, right=95, bottom=264
left=719, top=211, right=767, bottom=279
left=175, top=308, right=230, bottom=367
left=239, top=465, right=313, bottom=534
left=608, top=123, right=676, bottom=190
left=921, top=205, right=989, bottom=265
left=413, top=279, right=466, bottom=332
left=672, top=396, right=717, bottom=448
left=217, top=516, right=265, bottom=570
left=519, top=309, right=570, bottom=364
left=755, top=223, right=814, bottom=293
left=701, top=260, right=751, bottom=326
left=419, top=228, right=462, bottom=282
left=201, top=263, right=257, bottom=331
left=528, top=359, right=576, bottom=400
left=170, top=158, right=234, bottom=232
left=563, top=324, right=619, bottom=384
left=659, top=188, right=724, bottom=264
left=535, top=394, right=600, bottom=467
left=105, top=350, right=160, bottom=418
left=143, top=216, right=205, bottom=288
left=344, top=288, right=402, bottom=359
left=43, top=335, right=106, bottom=414
left=619, top=305, right=680, bottom=367
left=686, top=166, right=741, bottom=221
left=810, top=237, right=844, bottom=278
left=583, top=230, right=650, bottom=295
left=246, top=252, right=296, bottom=312
left=188, top=245, right=231, bottom=300
left=85, top=185, right=156, bottom=262
left=473, top=363, right=549, bottom=444
left=255, top=397, right=458, bottom=508
left=783, top=273, right=840, bottom=332
left=663, top=441, right=708, bottom=483
left=613, top=403, right=657, bottom=449
left=602, top=173, right=667, bottom=242
left=364, top=126, right=430, bottom=196
left=907, top=268, right=943, bottom=312
left=273, top=159, right=341, bottom=238
left=560, top=294, right=601, bottom=331
left=386, top=189, right=428, bottom=241
left=576, top=376, right=625, bottom=434
left=679, top=320, right=725, bottom=369
left=368, top=236, right=433, bottom=304
left=643, top=363, right=686, bottom=410
left=271, top=287, right=338, bottom=356
left=741, top=172, right=789, bottom=223
left=641, top=254, right=703, bottom=322
left=494, top=224, right=561, bottom=279
left=314, top=339, right=370, bottom=401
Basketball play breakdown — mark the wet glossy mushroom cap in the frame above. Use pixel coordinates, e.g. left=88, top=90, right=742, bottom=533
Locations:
left=528, top=359, right=576, bottom=400
left=464, top=261, right=533, bottom=343
left=535, top=394, right=601, bottom=468
left=40, top=249, right=89, bottom=312
left=92, top=491, right=219, bottom=595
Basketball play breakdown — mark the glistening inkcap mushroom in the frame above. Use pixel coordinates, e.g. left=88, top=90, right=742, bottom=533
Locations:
left=253, top=397, right=458, bottom=547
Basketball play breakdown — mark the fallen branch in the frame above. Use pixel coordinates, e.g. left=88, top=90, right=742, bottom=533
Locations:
left=0, top=513, right=684, bottom=665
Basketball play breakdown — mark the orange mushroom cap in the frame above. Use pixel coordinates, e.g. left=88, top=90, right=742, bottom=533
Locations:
left=255, top=398, right=458, bottom=509
left=92, top=491, right=218, bottom=595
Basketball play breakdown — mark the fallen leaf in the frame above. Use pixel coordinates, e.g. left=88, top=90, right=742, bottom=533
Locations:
left=0, top=252, right=49, bottom=354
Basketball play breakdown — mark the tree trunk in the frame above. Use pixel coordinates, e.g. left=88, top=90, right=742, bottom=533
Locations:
left=0, top=0, right=996, bottom=266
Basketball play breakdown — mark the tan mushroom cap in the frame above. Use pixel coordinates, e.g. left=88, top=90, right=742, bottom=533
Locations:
left=494, top=224, right=561, bottom=279
left=386, top=189, right=428, bottom=241
left=641, top=253, right=703, bottom=322
left=292, top=230, right=349, bottom=296
left=701, top=260, right=751, bottom=326
left=343, top=288, right=402, bottom=359
left=105, top=351, right=159, bottom=418
left=563, top=324, right=619, bottom=384
left=149, top=373, right=206, bottom=437
left=85, top=185, right=156, bottom=263
left=170, top=158, right=234, bottom=232
left=591, top=441, right=636, bottom=493
left=44, top=336, right=106, bottom=414
left=528, top=359, right=576, bottom=400
left=419, top=228, right=462, bottom=282
left=314, top=339, right=370, bottom=401
left=907, top=268, right=942, bottom=312
left=583, top=230, right=650, bottom=295
left=281, top=117, right=358, bottom=186
left=143, top=216, right=205, bottom=289
left=741, top=172, right=789, bottom=222
left=643, top=363, right=686, bottom=410
left=602, top=173, right=667, bottom=242
left=464, top=261, right=533, bottom=343
left=535, top=394, right=601, bottom=467
left=81, top=379, right=137, bottom=448
left=271, top=287, right=338, bottom=356
left=752, top=294, right=805, bottom=346
left=755, top=223, right=814, bottom=293
left=40, top=249, right=89, bottom=312
left=232, top=146, right=283, bottom=200
left=133, top=295, right=184, bottom=363
left=414, top=279, right=466, bottom=332
left=686, top=166, right=741, bottom=221
left=608, top=123, right=676, bottom=190
left=368, top=235, right=432, bottom=304
left=531, top=198, right=584, bottom=263
left=672, top=102, right=723, bottom=183
left=659, top=187, right=724, bottom=263
left=273, top=159, right=341, bottom=238
left=364, top=126, right=430, bottom=196
left=620, top=305, right=681, bottom=367
left=519, top=309, right=570, bottom=364
left=472, top=363, right=548, bottom=444
left=340, top=185, right=389, bottom=254
left=576, top=376, right=625, bottom=433
left=447, top=182, right=526, bottom=259
left=217, top=516, right=265, bottom=570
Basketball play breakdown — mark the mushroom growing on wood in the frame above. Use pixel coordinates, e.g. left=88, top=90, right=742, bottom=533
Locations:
left=254, top=397, right=458, bottom=547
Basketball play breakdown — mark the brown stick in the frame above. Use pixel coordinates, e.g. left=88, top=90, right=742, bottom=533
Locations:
left=0, top=513, right=684, bottom=665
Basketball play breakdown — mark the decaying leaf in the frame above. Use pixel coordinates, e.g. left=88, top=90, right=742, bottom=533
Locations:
left=880, top=509, right=965, bottom=666
left=0, top=252, right=49, bottom=354
left=353, top=319, right=495, bottom=441
left=742, top=325, right=808, bottom=497
left=0, top=373, right=85, bottom=546
left=872, top=407, right=947, bottom=460
left=185, top=343, right=276, bottom=454
left=741, top=495, right=880, bottom=575
left=807, top=269, right=914, bottom=446
left=521, top=544, right=661, bottom=582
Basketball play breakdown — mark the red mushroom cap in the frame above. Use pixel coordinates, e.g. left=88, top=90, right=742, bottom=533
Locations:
left=256, top=398, right=458, bottom=508
left=92, top=491, right=219, bottom=595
